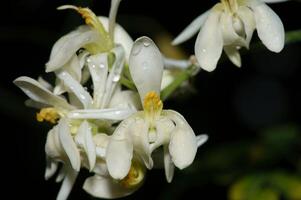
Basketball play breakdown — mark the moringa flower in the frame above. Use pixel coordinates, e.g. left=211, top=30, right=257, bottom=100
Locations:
left=172, top=0, right=286, bottom=72
left=106, top=36, right=208, bottom=183
left=46, top=1, right=133, bottom=73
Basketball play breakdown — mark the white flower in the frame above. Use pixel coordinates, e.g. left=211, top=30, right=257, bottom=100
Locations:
left=105, top=36, right=208, bottom=183
left=172, top=0, right=286, bottom=72
left=14, top=41, right=138, bottom=200
left=46, top=3, right=133, bottom=73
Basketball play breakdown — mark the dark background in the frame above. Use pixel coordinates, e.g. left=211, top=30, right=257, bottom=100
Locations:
left=1, top=0, right=301, bottom=199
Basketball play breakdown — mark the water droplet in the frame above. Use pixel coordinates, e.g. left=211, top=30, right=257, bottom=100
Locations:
left=202, top=49, right=207, bottom=53
left=99, top=63, right=105, bottom=68
left=86, top=57, right=91, bottom=63
left=143, top=40, right=151, bottom=47
left=91, top=64, right=96, bottom=68
left=112, top=74, right=120, bottom=82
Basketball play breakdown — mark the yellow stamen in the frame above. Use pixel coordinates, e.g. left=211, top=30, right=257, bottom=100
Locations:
left=36, top=108, right=60, bottom=124
left=57, top=5, right=113, bottom=52
left=120, top=161, right=145, bottom=188
left=143, top=91, right=163, bottom=119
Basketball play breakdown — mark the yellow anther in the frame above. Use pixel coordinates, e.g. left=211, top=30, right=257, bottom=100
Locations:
left=57, top=5, right=113, bottom=53
left=143, top=91, right=163, bottom=117
left=120, top=161, right=145, bottom=188
left=36, top=108, right=60, bottom=124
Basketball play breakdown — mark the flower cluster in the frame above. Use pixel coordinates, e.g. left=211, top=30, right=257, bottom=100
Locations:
left=173, top=0, right=286, bottom=71
left=14, top=0, right=208, bottom=199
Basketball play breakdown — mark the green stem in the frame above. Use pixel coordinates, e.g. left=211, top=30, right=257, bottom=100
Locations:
left=160, top=65, right=197, bottom=101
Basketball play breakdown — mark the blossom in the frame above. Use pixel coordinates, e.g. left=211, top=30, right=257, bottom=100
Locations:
left=105, top=36, right=208, bottom=183
left=172, top=0, right=286, bottom=72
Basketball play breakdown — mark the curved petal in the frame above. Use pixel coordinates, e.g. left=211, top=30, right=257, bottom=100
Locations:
left=14, top=76, right=74, bottom=110
left=87, top=53, right=108, bottom=108
left=165, top=110, right=197, bottom=169
left=224, top=46, right=242, bottom=67
left=58, top=118, right=81, bottom=171
left=46, top=28, right=99, bottom=72
left=150, top=117, right=175, bottom=152
left=57, top=167, right=78, bottom=200
left=195, top=9, right=223, bottom=72
left=98, top=16, right=134, bottom=62
left=38, top=76, right=53, bottom=91
left=108, top=0, right=122, bottom=40
left=83, top=175, right=136, bottom=199
left=129, top=36, right=164, bottom=100
left=237, top=6, right=256, bottom=48
left=220, top=12, right=246, bottom=47
left=164, top=145, right=175, bottom=183
left=56, top=71, right=93, bottom=109
left=68, top=107, right=135, bottom=121
left=75, top=121, right=96, bottom=171
left=252, top=3, right=284, bottom=52
left=45, top=157, right=58, bottom=180
left=130, top=118, right=153, bottom=169
left=172, top=10, right=210, bottom=45
left=101, top=45, right=125, bottom=108
left=106, top=120, right=133, bottom=179
left=196, top=134, right=208, bottom=147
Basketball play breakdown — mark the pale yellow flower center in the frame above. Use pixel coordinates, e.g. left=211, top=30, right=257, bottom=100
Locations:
left=120, top=161, right=145, bottom=188
left=36, top=108, right=60, bottom=124
left=220, top=0, right=238, bottom=13
left=143, top=91, right=163, bottom=123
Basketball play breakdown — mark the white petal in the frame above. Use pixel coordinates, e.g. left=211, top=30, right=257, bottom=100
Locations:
left=87, top=53, right=108, bottom=108
left=45, top=127, right=63, bottom=160
left=75, top=121, right=96, bottom=171
left=63, top=55, right=81, bottom=82
left=165, top=110, right=197, bottom=169
left=25, top=99, right=48, bottom=109
left=94, top=134, right=110, bottom=159
left=68, top=107, right=135, bottom=121
left=237, top=6, right=256, bottom=48
left=98, top=16, right=134, bottom=62
left=252, top=3, right=285, bottom=52
left=164, top=145, right=175, bottom=183
left=263, top=0, right=288, bottom=3
left=106, top=120, right=133, bottom=179
left=109, top=90, right=141, bottom=111
left=101, top=45, right=125, bottom=108
left=56, top=71, right=93, bottom=109
left=46, top=28, right=99, bottom=72
left=196, top=134, right=208, bottom=147
left=220, top=12, right=246, bottom=47
left=38, top=76, right=53, bottom=91
left=83, top=175, right=136, bottom=199
left=92, top=160, right=110, bottom=176
left=129, top=36, right=164, bottom=100
left=14, top=76, right=74, bottom=110
left=172, top=10, right=210, bottom=45
left=45, top=157, right=58, bottom=180
left=150, top=117, right=175, bottom=152
left=224, top=46, right=242, bottom=67
left=56, top=166, right=66, bottom=183
left=108, top=0, right=122, bottom=39
left=56, top=167, right=78, bottom=200
left=195, top=9, right=223, bottom=72
left=130, top=119, right=153, bottom=169
left=58, top=118, right=81, bottom=171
